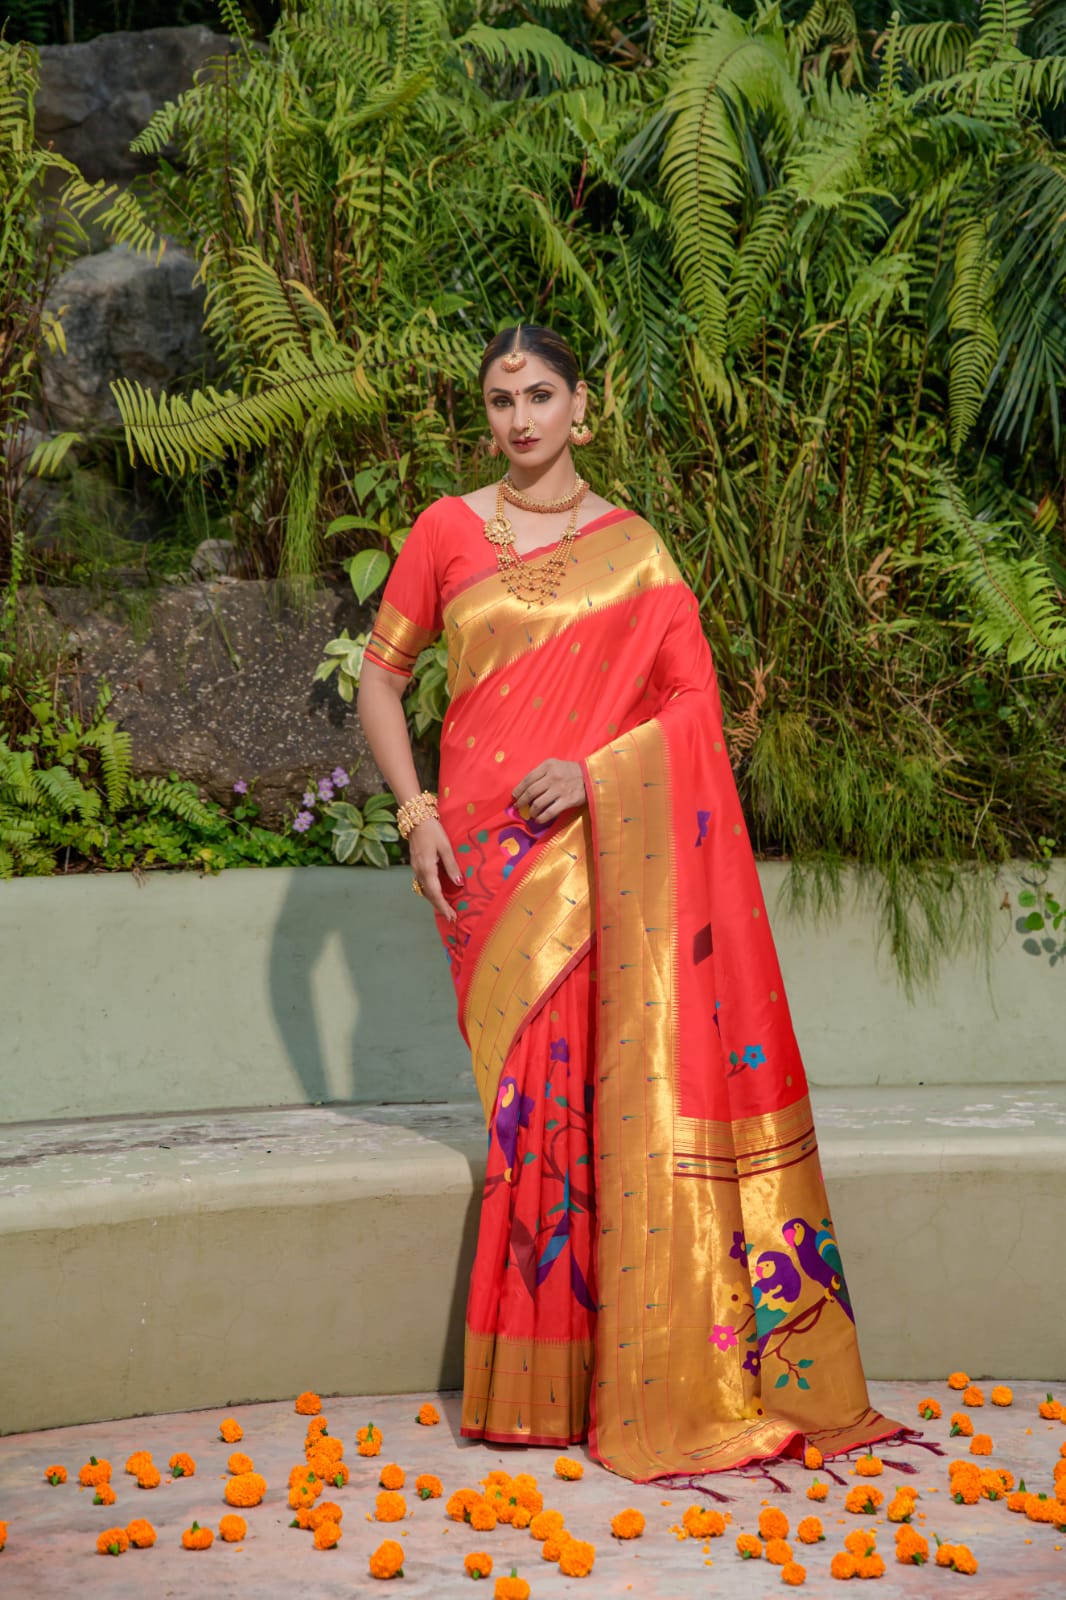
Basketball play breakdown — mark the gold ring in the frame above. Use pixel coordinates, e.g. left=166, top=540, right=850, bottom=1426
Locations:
left=411, top=878, right=424, bottom=897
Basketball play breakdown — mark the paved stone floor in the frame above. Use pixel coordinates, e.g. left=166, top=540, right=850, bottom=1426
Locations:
left=1, top=1380, right=1063, bottom=1597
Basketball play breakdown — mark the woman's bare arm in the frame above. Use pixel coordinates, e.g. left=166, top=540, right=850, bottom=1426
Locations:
left=357, top=661, right=460, bottom=921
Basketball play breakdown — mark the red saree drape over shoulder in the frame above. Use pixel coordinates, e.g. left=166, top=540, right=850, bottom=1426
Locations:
left=364, top=496, right=902, bottom=1482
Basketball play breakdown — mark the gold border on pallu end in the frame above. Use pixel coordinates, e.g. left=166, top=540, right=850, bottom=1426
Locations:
left=366, top=598, right=438, bottom=675
left=675, top=1096, right=818, bottom=1176
left=442, top=516, right=679, bottom=702
left=462, top=810, right=594, bottom=1126
left=462, top=1327, right=594, bottom=1443
left=584, top=718, right=683, bottom=1482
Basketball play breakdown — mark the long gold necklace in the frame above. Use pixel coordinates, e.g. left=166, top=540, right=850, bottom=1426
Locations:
left=484, top=475, right=590, bottom=607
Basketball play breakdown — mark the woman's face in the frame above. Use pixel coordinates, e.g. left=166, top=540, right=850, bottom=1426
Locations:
left=482, top=352, right=587, bottom=469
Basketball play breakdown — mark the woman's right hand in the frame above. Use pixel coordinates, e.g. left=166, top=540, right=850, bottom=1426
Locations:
left=409, top=817, right=462, bottom=922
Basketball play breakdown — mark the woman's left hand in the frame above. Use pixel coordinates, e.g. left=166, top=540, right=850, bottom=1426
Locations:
left=513, top=758, right=588, bottom=823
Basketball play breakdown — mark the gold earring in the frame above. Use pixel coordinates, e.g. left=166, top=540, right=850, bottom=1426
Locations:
left=570, top=421, right=592, bottom=446
left=488, top=437, right=501, bottom=457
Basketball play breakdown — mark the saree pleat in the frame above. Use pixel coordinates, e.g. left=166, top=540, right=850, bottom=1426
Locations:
left=462, top=949, right=598, bottom=1446
left=364, top=498, right=904, bottom=1480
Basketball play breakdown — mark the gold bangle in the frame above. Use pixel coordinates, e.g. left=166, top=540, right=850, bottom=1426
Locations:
left=396, top=789, right=439, bottom=839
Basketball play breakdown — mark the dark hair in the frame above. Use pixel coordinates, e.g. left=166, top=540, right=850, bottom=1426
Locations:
left=478, top=324, right=580, bottom=391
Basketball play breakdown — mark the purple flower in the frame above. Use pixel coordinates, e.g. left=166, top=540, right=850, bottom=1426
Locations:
left=331, top=766, right=350, bottom=787
left=708, top=1323, right=738, bottom=1352
left=232, top=779, right=248, bottom=795
left=302, top=790, right=316, bottom=807
left=292, top=810, right=315, bottom=833
left=317, top=779, right=334, bottom=802
left=730, top=1230, right=749, bottom=1263
left=743, top=1349, right=761, bottom=1377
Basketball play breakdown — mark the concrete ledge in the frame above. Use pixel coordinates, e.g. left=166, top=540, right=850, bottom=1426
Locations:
left=3, top=863, right=1063, bottom=1125
left=2, top=1086, right=1064, bottom=1435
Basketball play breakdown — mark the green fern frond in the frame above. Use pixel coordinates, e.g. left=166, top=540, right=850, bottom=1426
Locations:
left=113, top=350, right=379, bottom=474
left=82, top=722, right=133, bottom=810
left=47, top=159, right=164, bottom=260
left=27, top=431, right=82, bottom=478
left=456, top=21, right=604, bottom=88
left=895, top=21, right=973, bottom=81
left=947, top=216, right=998, bottom=452
left=129, top=777, right=221, bottom=829
left=35, top=765, right=101, bottom=820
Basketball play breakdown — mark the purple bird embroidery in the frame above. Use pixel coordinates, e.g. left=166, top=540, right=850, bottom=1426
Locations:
left=782, top=1216, right=854, bottom=1322
left=495, top=1076, right=534, bottom=1182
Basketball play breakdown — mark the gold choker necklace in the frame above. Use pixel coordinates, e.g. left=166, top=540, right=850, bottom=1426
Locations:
left=483, top=477, right=590, bottom=607
left=501, top=474, right=589, bottom=514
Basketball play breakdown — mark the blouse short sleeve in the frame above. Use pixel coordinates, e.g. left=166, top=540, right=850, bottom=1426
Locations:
left=362, top=504, right=444, bottom=680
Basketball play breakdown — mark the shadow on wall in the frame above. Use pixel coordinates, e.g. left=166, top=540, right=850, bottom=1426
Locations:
left=265, top=864, right=475, bottom=1108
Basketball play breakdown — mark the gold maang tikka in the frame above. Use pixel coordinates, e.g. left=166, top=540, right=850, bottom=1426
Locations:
left=501, top=323, right=527, bottom=373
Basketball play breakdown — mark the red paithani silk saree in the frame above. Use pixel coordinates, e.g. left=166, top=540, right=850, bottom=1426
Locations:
left=365, top=496, right=902, bottom=1482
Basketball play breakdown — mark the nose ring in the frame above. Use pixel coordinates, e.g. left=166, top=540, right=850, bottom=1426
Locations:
left=521, top=419, right=535, bottom=437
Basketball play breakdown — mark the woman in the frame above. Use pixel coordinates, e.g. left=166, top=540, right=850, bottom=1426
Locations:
left=357, top=324, right=901, bottom=1482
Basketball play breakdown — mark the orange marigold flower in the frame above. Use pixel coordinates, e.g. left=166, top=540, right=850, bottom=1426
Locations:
left=830, top=1551, right=858, bottom=1579
left=289, top=1480, right=322, bottom=1511
left=894, top=1527, right=929, bottom=1565
left=307, top=1501, right=342, bottom=1530
left=682, top=1506, right=726, bottom=1538
left=759, top=1507, right=790, bottom=1541
left=953, top=1480, right=981, bottom=1505
left=1039, top=1393, right=1063, bottom=1420
left=969, top=1434, right=993, bottom=1456
left=136, top=1465, right=161, bottom=1490
left=855, top=1454, right=883, bottom=1477
left=804, top=1446, right=823, bottom=1470
left=44, top=1464, right=67, bottom=1485
left=950, top=1413, right=974, bottom=1437
left=936, top=1541, right=978, bottom=1573
left=0, top=1523, right=6, bottom=1552
left=229, top=1452, right=255, bottom=1476
left=494, top=1571, right=532, bottom=1599
left=797, top=1516, right=824, bottom=1543
left=856, top=1553, right=886, bottom=1578
left=466, top=1551, right=493, bottom=1579
left=313, top=1519, right=342, bottom=1550
left=887, top=1493, right=915, bottom=1523
left=169, top=1452, right=196, bottom=1478
left=306, top=1451, right=339, bottom=1483
left=962, top=1386, right=984, bottom=1408
left=379, top=1464, right=406, bottom=1491
left=917, top=1398, right=942, bottom=1420
left=807, top=1480, right=830, bottom=1502
left=288, top=1464, right=314, bottom=1488
left=990, top=1385, right=1012, bottom=1406
left=530, top=1509, right=566, bottom=1541
left=611, top=1509, right=645, bottom=1539
left=844, top=1486, right=884, bottom=1514
left=306, top=1415, right=329, bottom=1438
left=766, top=1537, right=793, bottom=1566
left=225, top=1471, right=266, bottom=1508
left=369, top=1538, right=405, bottom=1579
left=416, top=1473, right=443, bottom=1500
left=79, top=1457, right=112, bottom=1488
left=181, top=1521, right=213, bottom=1550
left=554, top=1455, right=584, bottom=1480
left=558, top=1538, right=596, bottom=1577
left=844, top=1529, right=877, bottom=1557
left=219, top=1514, right=246, bottom=1542
left=375, top=1491, right=406, bottom=1524
left=417, top=1402, right=440, bottom=1425
left=512, top=1478, right=543, bottom=1516
left=93, top=1484, right=117, bottom=1506
left=96, top=1526, right=129, bottom=1556
left=219, top=1418, right=243, bottom=1443
left=782, top=1561, right=807, bottom=1585
left=126, top=1518, right=156, bottom=1548
left=482, top=1470, right=512, bottom=1490
left=1056, top=1459, right=1066, bottom=1482
left=947, top=1372, right=969, bottom=1390
left=542, top=1532, right=572, bottom=1561
left=1026, top=1494, right=1060, bottom=1525
left=736, top=1533, right=763, bottom=1559
left=294, top=1391, right=322, bottom=1415
left=512, top=1506, right=533, bottom=1531
left=447, top=1488, right=484, bottom=1523
left=309, top=1435, right=344, bottom=1464
left=469, top=1501, right=498, bottom=1532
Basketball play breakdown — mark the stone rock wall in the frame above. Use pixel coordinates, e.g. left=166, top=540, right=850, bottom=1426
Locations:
left=40, top=245, right=211, bottom=432
left=32, top=581, right=392, bottom=826
left=36, top=26, right=241, bottom=184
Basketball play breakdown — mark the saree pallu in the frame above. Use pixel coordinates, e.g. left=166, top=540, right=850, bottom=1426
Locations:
left=365, top=498, right=902, bottom=1481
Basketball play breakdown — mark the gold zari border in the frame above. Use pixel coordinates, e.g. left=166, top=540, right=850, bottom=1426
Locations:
left=365, top=598, right=437, bottom=677
left=463, top=811, right=594, bottom=1125
left=462, top=1328, right=593, bottom=1443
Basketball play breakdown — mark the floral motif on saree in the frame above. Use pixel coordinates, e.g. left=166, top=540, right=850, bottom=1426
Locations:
left=365, top=497, right=903, bottom=1480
